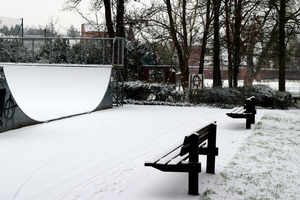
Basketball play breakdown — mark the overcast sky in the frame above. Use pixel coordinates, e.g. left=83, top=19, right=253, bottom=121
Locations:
left=0, top=0, right=90, bottom=34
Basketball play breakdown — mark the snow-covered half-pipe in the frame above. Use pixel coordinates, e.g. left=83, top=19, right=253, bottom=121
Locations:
left=0, top=63, right=112, bottom=132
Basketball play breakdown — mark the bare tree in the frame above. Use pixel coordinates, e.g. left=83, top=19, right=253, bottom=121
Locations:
left=212, top=0, right=222, bottom=87
left=198, top=0, right=214, bottom=75
left=242, top=0, right=300, bottom=88
left=224, top=0, right=261, bottom=87
left=163, top=0, right=201, bottom=88
left=278, top=0, right=286, bottom=91
left=63, top=0, right=126, bottom=38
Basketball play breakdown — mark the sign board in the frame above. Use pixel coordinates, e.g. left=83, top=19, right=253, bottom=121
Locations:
left=189, top=74, right=204, bottom=90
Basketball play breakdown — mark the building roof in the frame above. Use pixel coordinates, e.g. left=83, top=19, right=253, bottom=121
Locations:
left=82, top=24, right=103, bottom=32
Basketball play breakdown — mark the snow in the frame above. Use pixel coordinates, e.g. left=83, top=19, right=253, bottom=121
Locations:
left=0, top=65, right=299, bottom=199
left=3, top=64, right=111, bottom=121
left=1, top=105, right=299, bottom=200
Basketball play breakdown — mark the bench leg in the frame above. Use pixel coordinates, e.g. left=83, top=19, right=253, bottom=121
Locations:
left=188, top=169, right=199, bottom=195
left=246, top=116, right=251, bottom=129
left=206, top=154, right=216, bottom=174
left=206, top=123, right=217, bottom=174
left=251, top=113, right=255, bottom=124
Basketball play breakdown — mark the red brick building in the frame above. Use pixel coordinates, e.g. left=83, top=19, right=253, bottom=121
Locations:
left=81, top=24, right=107, bottom=38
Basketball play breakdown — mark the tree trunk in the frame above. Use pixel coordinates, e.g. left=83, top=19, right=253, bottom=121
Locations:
left=224, top=0, right=233, bottom=87
left=116, top=0, right=125, bottom=38
left=213, top=0, right=222, bottom=87
left=199, top=0, right=212, bottom=74
left=232, top=0, right=242, bottom=87
left=252, top=23, right=278, bottom=83
left=244, top=45, right=255, bottom=86
left=104, top=0, right=115, bottom=38
left=165, top=0, right=188, bottom=88
left=278, top=0, right=286, bottom=91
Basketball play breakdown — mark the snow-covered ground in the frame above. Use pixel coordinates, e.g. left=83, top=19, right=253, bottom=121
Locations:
left=0, top=105, right=299, bottom=200
left=0, top=64, right=299, bottom=200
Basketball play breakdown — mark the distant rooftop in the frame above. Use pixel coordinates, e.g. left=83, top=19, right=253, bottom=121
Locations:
left=82, top=24, right=104, bottom=32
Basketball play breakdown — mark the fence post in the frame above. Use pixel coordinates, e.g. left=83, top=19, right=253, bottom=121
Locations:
left=15, top=39, right=18, bottom=62
left=49, top=39, right=53, bottom=64
left=31, top=39, right=35, bottom=63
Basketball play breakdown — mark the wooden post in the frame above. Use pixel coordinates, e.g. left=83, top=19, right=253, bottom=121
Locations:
left=246, top=116, right=251, bottom=129
left=206, top=123, right=217, bottom=174
left=188, top=134, right=199, bottom=195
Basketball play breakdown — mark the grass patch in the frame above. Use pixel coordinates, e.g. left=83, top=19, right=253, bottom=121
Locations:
left=208, top=111, right=300, bottom=199
left=199, top=188, right=216, bottom=200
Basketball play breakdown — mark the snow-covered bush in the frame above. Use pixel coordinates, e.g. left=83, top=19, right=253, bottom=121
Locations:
left=238, top=85, right=277, bottom=108
left=123, top=82, right=293, bottom=109
left=275, top=91, right=292, bottom=109
left=123, top=81, right=183, bottom=103
left=191, top=87, right=244, bottom=108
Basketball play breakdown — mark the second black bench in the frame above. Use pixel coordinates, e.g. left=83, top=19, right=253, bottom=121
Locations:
left=144, top=121, right=218, bottom=195
left=226, top=96, right=256, bottom=129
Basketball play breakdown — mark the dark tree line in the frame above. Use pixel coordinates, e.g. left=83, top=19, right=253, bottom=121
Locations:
left=0, top=25, right=22, bottom=36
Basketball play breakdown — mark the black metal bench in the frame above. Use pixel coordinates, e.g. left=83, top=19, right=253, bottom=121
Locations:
left=144, top=121, right=218, bottom=195
left=226, top=96, right=256, bottom=129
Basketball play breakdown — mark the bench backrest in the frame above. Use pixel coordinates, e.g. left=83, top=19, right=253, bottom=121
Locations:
left=179, top=121, right=217, bottom=163
left=244, top=96, right=255, bottom=113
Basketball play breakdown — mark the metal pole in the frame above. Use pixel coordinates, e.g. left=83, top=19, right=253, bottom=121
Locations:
left=21, top=18, right=24, bottom=38
left=67, top=39, right=70, bottom=63
left=84, top=40, right=87, bottom=64
left=31, top=39, right=35, bottom=63
left=15, top=39, right=18, bottom=62
left=49, top=39, right=52, bottom=64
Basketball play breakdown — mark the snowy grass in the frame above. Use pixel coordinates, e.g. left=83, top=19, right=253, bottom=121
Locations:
left=203, top=110, right=300, bottom=200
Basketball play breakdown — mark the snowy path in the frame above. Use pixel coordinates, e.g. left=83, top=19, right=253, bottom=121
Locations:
left=0, top=105, right=270, bottom=200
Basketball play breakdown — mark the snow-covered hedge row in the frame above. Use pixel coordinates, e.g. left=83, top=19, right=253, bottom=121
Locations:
left=123, top=82, right=293, bottom=109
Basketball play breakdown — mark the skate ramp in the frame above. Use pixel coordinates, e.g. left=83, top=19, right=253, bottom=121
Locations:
left=0, top=63, right=112, bottom=132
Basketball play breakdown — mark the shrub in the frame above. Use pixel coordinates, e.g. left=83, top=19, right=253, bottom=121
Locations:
left=237, top=85, right=276, bottom=108
left=275, top=91, right=292, bottom=109
left=123, top=81, right=294, bottom=109
left=191, top=87, right=244, bottom=107
left=123, top=81, right=183, bottom=102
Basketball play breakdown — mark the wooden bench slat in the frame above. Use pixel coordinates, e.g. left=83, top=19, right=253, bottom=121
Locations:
left=145, top=140, right=183, bottom=165
left=229, top=107, right=245, bottom=114
left=230, top=107, right=240, bottom=113
left=168, top=154, right=189, bottom=165
left=156, top=147, right=183, bottom=164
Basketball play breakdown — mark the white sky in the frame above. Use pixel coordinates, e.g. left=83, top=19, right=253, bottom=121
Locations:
left=0, top=0, right=91, bottom=34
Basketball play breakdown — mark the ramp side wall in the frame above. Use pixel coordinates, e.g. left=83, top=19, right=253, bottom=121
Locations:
left=0, top=67, right=40, bottom=133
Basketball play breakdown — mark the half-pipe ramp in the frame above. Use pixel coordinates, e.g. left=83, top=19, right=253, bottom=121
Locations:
left=0, top=63, right=112, bottom=132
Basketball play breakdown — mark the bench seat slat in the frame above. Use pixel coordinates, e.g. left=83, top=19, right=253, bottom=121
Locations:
left=229, top=107, right=245, bottom=114
left=156, top=147, right=182, bottom=165
left=168, top=153, right=189, bottom=165
left=145, top=140, right=183, bottom=164
left=230, top=107, right=241, bottom=113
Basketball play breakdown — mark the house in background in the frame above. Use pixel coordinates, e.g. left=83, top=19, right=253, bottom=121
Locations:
left=81, top=24, right=108, bottom=38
